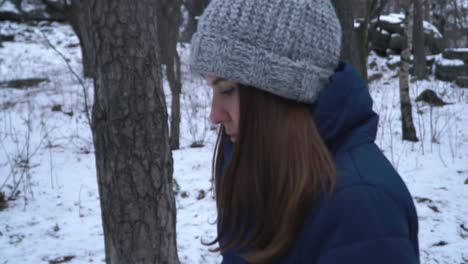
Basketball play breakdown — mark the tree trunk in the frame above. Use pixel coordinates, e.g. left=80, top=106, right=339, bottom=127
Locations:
left=180, top=12, right=198, bottom=43
left=413, top=0, right=427, bottom=79
left=395, top=0, right=401, bottom=12
left=180, top=0, right=211, bottom=43
left=356, top=0, right=378, bottom=84
left=41, top=0, right=95, bottom=78
left=159, top=0, right=182, bottom=150
left=331, top=0, right=366, bottom=79
left=424, top=0, right=431, bottom=22
left=355, top=23, right=368, bottom=82
left=66, top=0, right=95, bottom=78
left=167, top=54, right=182, bottom=150
left=352, top=0, right=390, bottom=84
left=399, top=0, right=419, bottom=142
left=87, top=0, right=180, bottom=263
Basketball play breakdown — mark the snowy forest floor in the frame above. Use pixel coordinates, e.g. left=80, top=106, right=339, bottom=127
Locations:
left=0, top=21, right=467, bottom=264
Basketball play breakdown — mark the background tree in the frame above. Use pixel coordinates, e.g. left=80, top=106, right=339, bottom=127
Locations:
left=67, top=0, right=94, bottom=78
left=413, top=0, right=428, bottom=79
left=395, top=0, right=402, bottom=10
left=399, top=0, right=419, bottom=142
left=341, top=0, right=389, bottom=82
left=41, top=0, right=95, bottom=78
left=180, top=0, right=211, bottom=43
left=86, top=0, right=180, bottom=263
left=158, top=0, right=183, bottom=150
left=331, top=0, right=366, bottom=79
left=424, top=0, right=432, bottom=22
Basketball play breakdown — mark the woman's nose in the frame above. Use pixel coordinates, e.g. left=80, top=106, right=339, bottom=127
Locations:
left=209, top=101, right=226, bottom=125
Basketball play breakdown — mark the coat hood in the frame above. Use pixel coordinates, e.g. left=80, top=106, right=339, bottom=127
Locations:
left=312, top=61, right=379, bottom=154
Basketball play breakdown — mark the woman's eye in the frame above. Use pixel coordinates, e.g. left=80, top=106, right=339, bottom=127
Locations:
left=220, top=87, right=234, bottom=95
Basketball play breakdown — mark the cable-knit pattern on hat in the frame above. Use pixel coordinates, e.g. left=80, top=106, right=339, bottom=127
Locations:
left=190, top=0, right=342, bottom=103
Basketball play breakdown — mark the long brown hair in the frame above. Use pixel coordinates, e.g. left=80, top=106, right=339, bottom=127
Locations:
left=207, top=85, right=336, bottom=263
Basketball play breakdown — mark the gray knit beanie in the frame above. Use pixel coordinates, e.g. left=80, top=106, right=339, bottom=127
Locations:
left=189, top=0, right=342, bottom=103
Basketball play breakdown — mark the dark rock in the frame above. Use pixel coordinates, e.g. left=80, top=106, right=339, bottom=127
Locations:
left=426, top=56, right=436, bottom=67
left=370, top=27, right=391, bottom=56
left=48, top=255, right=75, bottom=264
left=389, top=33, right=403, bottom=53
left=443, top=48, right=468, bottom=61
left=1, top=101, right=16, bottom=110
left=51, top=104, right=62, bottom=112
left=0, top=192, right=7, bottom=211
left=190, top=141, right=205, bottom=148
left=424, top=29, right=445, bottom=55
left=462, top=224, right=468, bottom=231
left=0, top=78, right=49, bottom=89
left=456, top=77, right=468, bottom=88
left=427, top=204, right=440, bottom=213
left=435, top=59, right=467, bottom=81
left=196, top=190, right=206, bottom=200
left=386, top=56, right=435, bottom=71
left=368, top=73, right=383, bottom=83
left=432, top=241, right=448, bottom=247
left=0, top=34, right=15, bottom=42
left=375, top=16, right=404, bottom=35
left=66, top=43, right=80, bottom=48
left=415, top=89, right=448, bottom=107
left=414, top=196, right=433, bottom=203
left=371, top=14, right=444, bottom=55
left=0, top=0, right=21, bottom=21
left=0, top=0, right=67, bottom=22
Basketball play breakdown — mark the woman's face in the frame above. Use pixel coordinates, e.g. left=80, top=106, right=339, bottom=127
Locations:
left=205, top=75, right=240, bottom=143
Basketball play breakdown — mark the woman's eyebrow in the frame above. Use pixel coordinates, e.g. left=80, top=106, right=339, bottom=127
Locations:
left=212, top=77, right=227, bottom=86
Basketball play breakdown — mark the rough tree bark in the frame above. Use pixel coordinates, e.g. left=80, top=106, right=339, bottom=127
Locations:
left=87, top=0, right=180, bottom=263
left=399, top=0, right=419, bottom=142
left=413, top=0, right=428, bottom=79
left=159, top=0, right=183, bottom=150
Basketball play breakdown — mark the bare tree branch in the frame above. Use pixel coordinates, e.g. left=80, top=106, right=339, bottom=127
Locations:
left=40, top=30, right=92, bottom=128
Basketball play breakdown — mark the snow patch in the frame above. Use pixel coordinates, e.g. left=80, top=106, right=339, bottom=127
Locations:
left=423, top=21, right=443, bottom=39
left=435, top=55, right=465, bottom=66
left=21, top=0, right=47, bottom=13
left=378, top=13, right=405, bottom=24
left=0, top=0, right=20, bottom=13
left=446, top=48, right=468, bottom=53
left=354, top=21, right=361, bottom=29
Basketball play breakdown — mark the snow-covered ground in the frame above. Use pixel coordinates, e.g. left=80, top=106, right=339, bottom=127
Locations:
left=0, top=21, right=467, bottom=264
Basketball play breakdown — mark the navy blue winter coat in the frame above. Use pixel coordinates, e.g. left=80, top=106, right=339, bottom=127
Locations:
left=220, top=62, right=420, bottom=263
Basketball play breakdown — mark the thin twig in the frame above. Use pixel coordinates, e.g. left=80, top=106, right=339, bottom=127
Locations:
left=39, top=30, right=92, bottom=127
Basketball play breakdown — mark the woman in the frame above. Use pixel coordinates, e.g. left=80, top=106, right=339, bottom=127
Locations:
left=189, top=0, right=420, bottom=263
